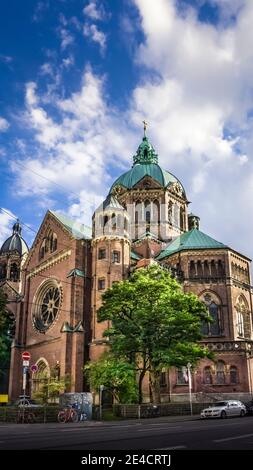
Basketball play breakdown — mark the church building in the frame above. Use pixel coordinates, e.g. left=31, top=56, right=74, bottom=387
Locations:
left=3, top=128, right=253, bottom=402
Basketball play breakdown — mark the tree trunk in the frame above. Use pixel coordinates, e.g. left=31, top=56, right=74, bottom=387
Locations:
left=150, top=370, right=161, bottom=404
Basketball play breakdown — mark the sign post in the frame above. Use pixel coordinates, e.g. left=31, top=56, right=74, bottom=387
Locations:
left=99, top=385, right=104, bottom=421
left=187, top=362, right=193, bottom=416
left=21, top=352, right=31, bottom=423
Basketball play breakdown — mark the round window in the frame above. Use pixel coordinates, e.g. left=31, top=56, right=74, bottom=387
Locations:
left=32, top=281, right=62, bottom=332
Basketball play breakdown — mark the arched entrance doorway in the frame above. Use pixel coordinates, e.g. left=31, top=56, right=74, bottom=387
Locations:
left=32, top=359, right=50, bottom=398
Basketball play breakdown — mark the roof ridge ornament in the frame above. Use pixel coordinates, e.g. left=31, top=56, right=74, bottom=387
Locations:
left=133, top=124, right=158, bottom=165
left=143, top=119, right=148, bottom=137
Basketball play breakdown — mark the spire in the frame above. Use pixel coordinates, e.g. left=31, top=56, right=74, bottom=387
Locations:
left=143, top=119, right=148, bottom=137
left=12, top=219, right=22, bottom=235
left=133, top=123, right=158, bottom=165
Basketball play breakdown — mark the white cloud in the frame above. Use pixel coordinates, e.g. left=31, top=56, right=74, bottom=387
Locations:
left=13, top=67, right=136, bottom=226
left=0, top=209, right=16, bottom=246
left=83, top=23, right=106, bottom=54
left=83, top=1, right=105, bottom=21
left=129, top=0, right=253, bottom=258
left=62, top=55, right=74, bottom=68
left=0, top=117, right=9, bottom=132
left=59, top=28, right=74, bottom=50
left=10, top=0, right=253, bottom=263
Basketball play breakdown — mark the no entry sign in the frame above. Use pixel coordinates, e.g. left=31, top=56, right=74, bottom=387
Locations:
left=22, top=351, right=31, bottom=361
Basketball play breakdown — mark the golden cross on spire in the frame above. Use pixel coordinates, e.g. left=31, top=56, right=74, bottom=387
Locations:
left=143, top=119, right=148, bottom=137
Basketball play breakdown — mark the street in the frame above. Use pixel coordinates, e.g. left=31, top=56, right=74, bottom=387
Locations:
left=1, top=415, right=253, bottom=450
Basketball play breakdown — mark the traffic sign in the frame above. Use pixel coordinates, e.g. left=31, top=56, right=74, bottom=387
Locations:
left=23, top=360, right=29, bottom=367
left=30, top=364, right=38, bottom=373
left=22, top=351, right=31, bottom=361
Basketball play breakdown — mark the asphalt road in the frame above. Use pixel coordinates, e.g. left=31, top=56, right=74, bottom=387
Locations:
left=1, top=415, right=253, bottom=450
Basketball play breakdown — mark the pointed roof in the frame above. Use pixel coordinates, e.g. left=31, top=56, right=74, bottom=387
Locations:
left=102, top=194, right=124, bottom=211
left=156, top=229, right=227, bottom=260
left=50, top=211, right=92, bottom=239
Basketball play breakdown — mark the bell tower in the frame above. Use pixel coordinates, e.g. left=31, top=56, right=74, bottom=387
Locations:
left=90, top=194, right=130, bottom=361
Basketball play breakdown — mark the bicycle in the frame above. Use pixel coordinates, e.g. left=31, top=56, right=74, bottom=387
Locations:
left=142, top=405, right=160, bottom=418
left=57, top=406, right=79, bottom=423
left=16, top=409, right=36, bottom=424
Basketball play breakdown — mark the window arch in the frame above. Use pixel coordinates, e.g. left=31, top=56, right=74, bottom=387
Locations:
left=236, top=295, right=250, bottom=338
left=0, top=264, right=7, bottom=280
left=230, top=366, right=238, bottom=384
left=33, top=359, right=50, bottom=394
left=203, top=366, right=212, bottom=384
left=10, top=263, right=19, bottom=281
left=216, top=361, right=225, bottom=384
left=200, top=292, right=222, bottom=336
left=174, top=204, right=179, bottom=227
left=168, top=201, right=173, bottom=224
left=180, top=207, right=185, bottom=230
left=153, top=200, right=160, bottom=223
left=32, top=279, right=62, bottom=333
left=144, top=200, right=151, bottom=224
left=39, top=230, right=57, bottom=261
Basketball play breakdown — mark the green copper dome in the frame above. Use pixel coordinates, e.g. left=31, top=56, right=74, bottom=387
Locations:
left=0, top=221, right=29, bottom=256
left=110, top=136, right=184, bottom=194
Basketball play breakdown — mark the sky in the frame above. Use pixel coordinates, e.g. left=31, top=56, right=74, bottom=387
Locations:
left=0, top=0, right=253, bottom=263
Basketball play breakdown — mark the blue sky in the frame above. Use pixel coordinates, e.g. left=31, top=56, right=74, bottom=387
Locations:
left=0, top=0, right=253, bottom=264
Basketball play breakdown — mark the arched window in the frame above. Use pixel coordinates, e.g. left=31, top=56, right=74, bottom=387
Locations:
left=216, top=361, right=225, bottom=384
left=230, top=366, right=238, bottom=384
left=0, top=263, right=7, bottom=280
left=10, top=263, right=19, bottom=282
left=203, top=366, right=212, bottom=384
left=236, top=296, right=250, bottom=338
left=168, top=201, right=173, bottom=224
left=237, top=311, right=244, bottom=337
left=145, top=201, right=151, bottom=224
left=210, top=260, right=217, bottom=277
left=180, top=207, right=185, bottom=230
left=39, top=230, right=57, bottom=261
left=189, top=260, right=196, bottom=278
left=203, top=260, right=209, bottom=278
left=174, top=204, right=179, bottom=227
left=197, top=260, right=203, bottom=277
left=111, top=213, right=116, bottom=231
left=200, top=293, right=222, bottom=336
left=153, top=200, right=160, bottom=223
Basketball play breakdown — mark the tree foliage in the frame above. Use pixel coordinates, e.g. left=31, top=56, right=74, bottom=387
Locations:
left=33, top=372, right=71, bottom=404
left=84, top=354, right=138, bottom=403
left=0, top=289, right=13, bottom=378
left=98, top=265, right=211, bottom=403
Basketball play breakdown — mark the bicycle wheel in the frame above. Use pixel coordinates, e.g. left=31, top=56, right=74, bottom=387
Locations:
left=27, top=412, right=35, bottom=423
left=58, top=411, right=67, bottom=423
left=71, top=409, right=78, bottom=423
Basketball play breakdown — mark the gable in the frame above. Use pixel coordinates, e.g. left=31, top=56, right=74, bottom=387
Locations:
left=132, top=175, right=163, bottom=190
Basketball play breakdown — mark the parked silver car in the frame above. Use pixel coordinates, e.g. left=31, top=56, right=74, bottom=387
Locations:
left=200, top=400, right=246, bottom=419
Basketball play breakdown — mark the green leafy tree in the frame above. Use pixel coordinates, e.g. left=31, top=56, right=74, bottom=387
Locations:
left=98, top=265, right=212, bottom=403
left=33, top=372, right=71, bottom=404
left=0, top=289, right=13, bottom=379
left=84, top=354, right=138, bottom=403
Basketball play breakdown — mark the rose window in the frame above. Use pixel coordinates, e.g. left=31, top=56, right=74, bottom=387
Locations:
left=33, top=281, right=62, bottom=332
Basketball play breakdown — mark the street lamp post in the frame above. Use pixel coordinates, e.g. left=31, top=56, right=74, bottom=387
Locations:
left=99, top=385, right=104, bottom=421
left=187, top=363, right=193, bottom=416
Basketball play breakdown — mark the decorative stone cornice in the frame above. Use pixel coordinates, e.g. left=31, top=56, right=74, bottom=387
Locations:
left=27, top=249, right=71, bottom=279
left=201, top=340, right=253, bottom=354
left=91, top=236, right=131, bottom=246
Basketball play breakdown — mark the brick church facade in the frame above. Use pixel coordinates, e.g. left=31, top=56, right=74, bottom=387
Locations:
left=3, top=131, right=253, bottom=402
